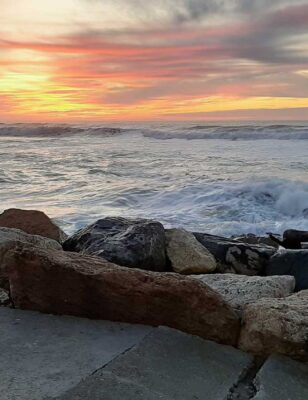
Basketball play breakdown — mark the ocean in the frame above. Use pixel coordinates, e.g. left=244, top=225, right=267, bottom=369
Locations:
left=0, top=121, right=308, bottom=236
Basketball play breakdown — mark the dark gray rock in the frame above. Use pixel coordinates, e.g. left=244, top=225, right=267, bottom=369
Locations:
left=232, top=233, right=279, bottom=249
left=193, top=232, right=276, bottom=275
left=274, top=229, right=308, bottom=249
left=63, top=217, right=166, bottom=271
left=266, top=250, right=308, bottom=291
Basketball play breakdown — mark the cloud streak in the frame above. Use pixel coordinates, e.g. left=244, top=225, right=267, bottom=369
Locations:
left=0, top=0, right=308, bottom=120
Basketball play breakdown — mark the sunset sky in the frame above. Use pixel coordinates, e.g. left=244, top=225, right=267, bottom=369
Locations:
left=1, top=0, right=308, bottom=122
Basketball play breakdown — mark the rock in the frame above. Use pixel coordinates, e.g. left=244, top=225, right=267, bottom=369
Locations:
left=193, top=232, right=276, bottom=275
left=4, top=244, right=240, bottom=346
left=165, top=228, right=216, bottom=274
left=0, top=208, right=67, bottom=243
left=239, top=290, right=308, bottom=361
left=269, top=229, right=308, bottom=249
left=232, top=234, right=279, bottom=249
left=0, top=227, right=62, bottom=289
left=63, top=217, right=166, bottom=272
left=266, top=250, right=308, bottom=291
left=253, top=355, right=308, bottom=400
left=0, top=288, right=10, bottom=306
left=193, top=274, right=295, bottom=314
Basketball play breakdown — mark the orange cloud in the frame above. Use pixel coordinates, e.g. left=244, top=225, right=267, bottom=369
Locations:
left=1, top=3, right=308, bottom=121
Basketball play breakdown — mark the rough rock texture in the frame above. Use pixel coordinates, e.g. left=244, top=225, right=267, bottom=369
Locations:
left=166, top=228, right=216, bottom=274
left=266, top=250, right=308, bottom=291
left=0, top=208, right=66, bottom=243
left=193, top=232, right=276, bottom=275
left=232, top=234, right=279, bottom=249
left=0, top=288, right=10, bottom=306
left=239, top=290, right=308, bottom=361
left=193, top=274, right=295, bottom=313
left=63, top=217, right=166, bottom=272
left=4, top=244, right=240, bottom=346
left=0, top=227, right=62, bottom=289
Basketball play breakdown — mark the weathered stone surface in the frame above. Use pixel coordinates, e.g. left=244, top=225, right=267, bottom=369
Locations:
left=54, top=327, right=253, bottom=400
left=233, top=234, right=279, bottom=249
left=0, top=287, right=10, bottom=305
left=4, top=244, right=240, bottom=345
left=193, top=232, right=276, bottom=275
left=266, top=249, right=308, bottom=291
left=166, top=228, right=216, bottom=274
left=0, top=208, right=67, bottom=242
left=63, top=217, right=166, bottom=272
left=239, top=290, right=308, bottom=361
left=193, top=274, right=295, bottom=313
left=253, top=355, right=308, bottom=400
left=0, top=307, right=151, bottom=400
left=0, top=227, right=62, bottom=289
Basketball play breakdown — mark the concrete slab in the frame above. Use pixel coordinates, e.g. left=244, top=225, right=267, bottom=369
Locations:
left=253, top=355, right=308, bottom=400
left=56, top=326, right=253, bottom=400
left=0, top=307, right=152, bottom=400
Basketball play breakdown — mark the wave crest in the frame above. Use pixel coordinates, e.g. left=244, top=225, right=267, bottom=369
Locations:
left=0, top=124, right=124, bottom=137
left=143, top=124, right=308, bottom=140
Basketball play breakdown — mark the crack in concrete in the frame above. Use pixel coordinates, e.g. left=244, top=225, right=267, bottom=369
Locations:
left=225, top=356, right=266, bottom=400
left=89, top=327, right=156, bottom=376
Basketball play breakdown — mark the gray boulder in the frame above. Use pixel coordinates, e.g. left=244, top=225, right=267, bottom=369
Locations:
left=63, top=217, right=166, bottom=272
left=193, top=232, right=276, bottom=275
left=232, top=233, right=279, bottom=249
left=266, top=250, right=308, bottom=291
left=193, top=274, right=295, bottom=314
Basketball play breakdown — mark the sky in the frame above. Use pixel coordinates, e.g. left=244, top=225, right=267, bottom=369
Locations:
left=1, top=0, right=308, bottom=122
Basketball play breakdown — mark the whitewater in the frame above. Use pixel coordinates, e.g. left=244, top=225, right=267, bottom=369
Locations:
left=0, top=122, right=308, bottom=236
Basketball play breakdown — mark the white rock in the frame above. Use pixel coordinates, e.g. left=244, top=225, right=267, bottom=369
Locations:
left=193, top=274, right=295, bottom=313
left=166, top=229, right=216, bottom=274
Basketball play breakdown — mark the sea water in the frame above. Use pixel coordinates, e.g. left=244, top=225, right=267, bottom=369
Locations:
left=0, top=122, right=308, bottom=236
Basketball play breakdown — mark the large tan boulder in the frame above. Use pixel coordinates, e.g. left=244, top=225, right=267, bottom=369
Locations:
left=193, top=274, right=295, bottom=314
left=239, top=290, right=308, bottom=361
left=3, top=244, right=240, bottom=345
left=0, top=227, right=61, bottom=289
left=166, top=229, right=216, bottom=274
left=0, top=208, right=67, bottom=243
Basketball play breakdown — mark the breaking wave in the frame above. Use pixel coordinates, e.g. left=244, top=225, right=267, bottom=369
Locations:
left=0, top=124, right=124, bottom=137
left=142, top=124, right=308, bottom=140
left=1, top=123, right=308, bottom=140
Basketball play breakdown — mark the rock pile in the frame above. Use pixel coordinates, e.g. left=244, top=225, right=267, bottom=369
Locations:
left=0, top=208, right=307, bottom=361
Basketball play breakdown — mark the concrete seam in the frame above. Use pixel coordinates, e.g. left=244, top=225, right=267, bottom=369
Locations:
left=225, top=356, right=267, bottom=400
